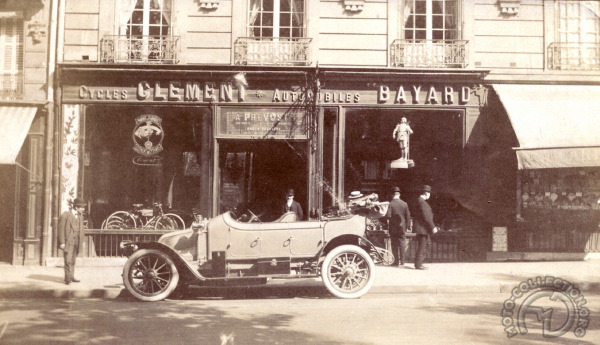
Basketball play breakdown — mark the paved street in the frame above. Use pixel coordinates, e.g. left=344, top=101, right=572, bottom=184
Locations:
left=1, top=291, right=599, bottom=345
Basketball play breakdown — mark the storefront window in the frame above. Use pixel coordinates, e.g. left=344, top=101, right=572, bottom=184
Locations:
left=82, top=106, right=211, bottom=228
left=217, top=140, right=308, bottom=221
left=344, top=108, right=463, bottom=200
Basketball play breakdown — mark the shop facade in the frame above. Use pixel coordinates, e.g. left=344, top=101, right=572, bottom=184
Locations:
left=54, top=64, right=494, bottom=261
left=490, top=84, right=600, bottom=256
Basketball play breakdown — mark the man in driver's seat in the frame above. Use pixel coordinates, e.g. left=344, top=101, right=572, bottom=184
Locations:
left=282, top=188, right=303, bottom=220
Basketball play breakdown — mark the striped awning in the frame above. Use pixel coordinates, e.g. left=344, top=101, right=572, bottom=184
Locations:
left=0, top=106, right=38, bottom=164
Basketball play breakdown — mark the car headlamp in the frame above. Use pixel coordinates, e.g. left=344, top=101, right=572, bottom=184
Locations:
left=119, top=240, right=138, bottom=256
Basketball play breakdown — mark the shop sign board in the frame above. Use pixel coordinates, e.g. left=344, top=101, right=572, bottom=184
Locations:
left=217, top=108, right=307, bottom=139
left=63, top=80, right=476, bottom=106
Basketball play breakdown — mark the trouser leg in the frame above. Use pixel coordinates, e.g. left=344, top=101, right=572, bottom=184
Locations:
left=398, top=233, right=407, bottom=265
left=415, top=235, right=428, bottom=268
left=63, top=250, right=74, bottom=282
left=389, top=236, right=400, bottom=265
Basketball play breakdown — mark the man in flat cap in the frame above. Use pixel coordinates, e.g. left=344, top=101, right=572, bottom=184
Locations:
left=58, top=198, right=86, bottom=285
left=412, top=185, right=438, bottom=270
left=385, top=187, right=411, bottom=266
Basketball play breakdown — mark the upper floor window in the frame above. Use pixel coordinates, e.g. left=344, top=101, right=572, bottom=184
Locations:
left=119, top=0, right=172, bottom=37
left=248, top=0, right=305, bottom=38
left=106, top=0, right=177, bottom=63
left=404, top=0, right=459, bottom=40
left=550, top=1, right=600, bottom=70
left=557, top=1, right=599, bottom=45
left=0, top=14, right=23, bottom=99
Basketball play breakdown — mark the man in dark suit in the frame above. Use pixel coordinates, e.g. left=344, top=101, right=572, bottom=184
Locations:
left=58, top=198, right=86, bottom=285
left=412, top=185, right=438, bottom=270
left=385, top=186, right=411, bottom=266
left=282, top=188, right=303, bottom=220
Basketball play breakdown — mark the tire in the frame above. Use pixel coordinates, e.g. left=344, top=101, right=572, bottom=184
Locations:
left=103, top=211, right=137, bottom=229
left=122, top=249, right=180, bottom=301
left=321, top=245, right=375, bottom=299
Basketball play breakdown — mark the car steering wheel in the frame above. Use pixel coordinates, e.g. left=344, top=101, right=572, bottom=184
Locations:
left=247, top=209, right=261, bottom=223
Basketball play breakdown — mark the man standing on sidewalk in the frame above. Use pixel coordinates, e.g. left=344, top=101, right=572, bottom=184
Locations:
left=58, top=198, right=86, bottom=285
left=385, top=186, right=411, bottom=266
left=412, top=185, right=438, bottom=270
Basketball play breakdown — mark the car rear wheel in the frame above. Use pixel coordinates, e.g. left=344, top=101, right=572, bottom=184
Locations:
left=321, top=245, right=375, bottom=299
left=123, top=249, right=179, bottom=301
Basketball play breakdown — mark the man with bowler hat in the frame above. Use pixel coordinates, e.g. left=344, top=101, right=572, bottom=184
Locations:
left=385, top=186, right=411, bottom=266
left=412, top=185, right=438, bottom=270
left=58, top=198, right=86, bottom=285
left=282, top=188, right=303, bottom=220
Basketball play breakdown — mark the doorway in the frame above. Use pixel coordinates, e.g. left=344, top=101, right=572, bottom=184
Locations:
left=217, top=140, right=308, bottom=221
left=0, top=165, right=16, bottom=263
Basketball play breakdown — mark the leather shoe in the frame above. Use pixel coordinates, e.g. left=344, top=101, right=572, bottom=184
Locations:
left=71, top=279, right=81, bottom=283
left=414, top=266, right=428, bottom=270
left=65, top=281, right=70, bottom=285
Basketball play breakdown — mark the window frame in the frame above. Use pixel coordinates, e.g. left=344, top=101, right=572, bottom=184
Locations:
left=0, top=12, right=23, bottom=99
left=248, top=0, right=306, bottom=39
left=403, top=0, right=460, bottom=41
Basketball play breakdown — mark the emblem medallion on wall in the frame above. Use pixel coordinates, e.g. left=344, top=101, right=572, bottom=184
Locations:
left=132, top=114, right=164, bottom=166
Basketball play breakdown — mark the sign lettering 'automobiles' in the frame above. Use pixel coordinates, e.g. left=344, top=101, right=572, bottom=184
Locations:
left=120, top=204, right=390, bottom=301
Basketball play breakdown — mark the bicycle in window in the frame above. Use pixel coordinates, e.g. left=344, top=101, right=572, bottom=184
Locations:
left=101, top=203, right=186, bottom=230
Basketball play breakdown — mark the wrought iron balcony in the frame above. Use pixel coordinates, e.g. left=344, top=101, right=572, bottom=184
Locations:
left=100, top=35, right=180, bottom=64
left=548, top=42, right=600, bottom=71
left=390, top=39, right=469, bottom=68
left=0, top=73, right=23, bottom=100
left=234, top=37, right=312, bottom=66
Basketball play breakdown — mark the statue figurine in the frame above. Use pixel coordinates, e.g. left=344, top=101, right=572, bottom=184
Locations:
left=393, top=117, right=413, bottom=160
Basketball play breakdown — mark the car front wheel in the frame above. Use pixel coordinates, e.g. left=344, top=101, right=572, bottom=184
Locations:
left=321, top=245, right=375, bottom=299
left=123, top=249, right=179, bottom=301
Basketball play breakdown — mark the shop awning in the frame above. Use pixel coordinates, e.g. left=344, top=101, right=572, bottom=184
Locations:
left=493, top=84, right=600, bottom=170
left=0, top=106, right=38, bottom=164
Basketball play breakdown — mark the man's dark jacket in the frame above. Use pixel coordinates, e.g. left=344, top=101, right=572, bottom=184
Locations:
left=58, top=211, right=84, bottom=252
left=282, top=200, right=303, bottom=220
left=412, top=197, right=435, bottom=235
left=385, top=198, right=411, bottom=234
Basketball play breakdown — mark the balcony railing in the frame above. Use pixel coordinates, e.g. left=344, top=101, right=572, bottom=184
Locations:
left=100, top=35, right=180, bottom=64
left=0, top=73, right=23, bottom=100
left=391, top=39, right=469, bottom=68
left=234, top=37, right=312, bottom=66
left=548, top=42, right=600, bottom=71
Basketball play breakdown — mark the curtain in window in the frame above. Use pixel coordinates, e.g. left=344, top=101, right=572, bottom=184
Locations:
left=583, top=1, right=600, bottom=19
left=444, top=1, right=456, bottom=30
left=290, top=0, right=303, bottom=36
left=249, top=0, right=262, bottom=36
left=155, top=0, right=171, bottom=25
left=404, top=0, right=414, bottom=26
left=119, top=0, right=139, bottom=35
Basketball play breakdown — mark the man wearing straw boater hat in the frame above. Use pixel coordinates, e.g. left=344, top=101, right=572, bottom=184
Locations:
left=412, top=185, right=438, bottom=270
left=58, top=198, right=86, bottom=285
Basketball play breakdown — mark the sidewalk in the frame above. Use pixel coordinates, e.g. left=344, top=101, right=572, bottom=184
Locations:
left=1, top=261, right=599, bottom=299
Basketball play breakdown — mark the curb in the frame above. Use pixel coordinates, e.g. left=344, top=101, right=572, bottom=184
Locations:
left=3, top=281, right=599, bottom=300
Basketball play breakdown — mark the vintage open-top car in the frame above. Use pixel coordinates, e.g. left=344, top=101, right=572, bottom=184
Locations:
left=120, top=197, right=391, bottom=301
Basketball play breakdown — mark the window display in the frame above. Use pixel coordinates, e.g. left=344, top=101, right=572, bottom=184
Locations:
left=344, top=108, right=463, bottom=198
left=82, top=106, right=212, bottom=229
left=521, top=168, right=600, bottom=210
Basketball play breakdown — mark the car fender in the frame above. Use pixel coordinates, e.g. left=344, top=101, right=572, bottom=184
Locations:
left=320, top=234, right=383, bottom=262
left=124, top=241, right=205, bottom=283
